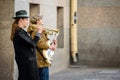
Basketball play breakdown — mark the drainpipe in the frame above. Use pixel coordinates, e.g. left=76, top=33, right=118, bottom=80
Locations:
left=70, top=0, right=78, bottom=62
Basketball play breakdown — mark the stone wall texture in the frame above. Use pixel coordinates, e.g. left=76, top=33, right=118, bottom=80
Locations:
left=0, top=0, right=14, bottom=80
left=77, top=0, right=120, bottom=67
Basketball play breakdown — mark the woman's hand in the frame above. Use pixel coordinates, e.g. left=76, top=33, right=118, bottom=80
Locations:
left=49, top=44, right=56, bottom=51
left=53, top=40, right=57, bottom=45
left=36, top=25, right=43, bottom=33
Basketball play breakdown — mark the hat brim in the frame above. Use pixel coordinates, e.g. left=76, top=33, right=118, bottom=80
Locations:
left=13, top=16, right=30, bottom=19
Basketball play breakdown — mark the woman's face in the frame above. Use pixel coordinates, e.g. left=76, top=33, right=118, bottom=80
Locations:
left=37, top=19, right=43, bottom=26
left=21, top=18, right=29, bottom=28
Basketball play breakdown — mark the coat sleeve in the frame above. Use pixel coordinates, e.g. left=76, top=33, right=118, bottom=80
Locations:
left=37, top=39, right=49, bottom=50
left=29, top=31, right=49, bottom=50
left=18, top=30, right=41, bottom=47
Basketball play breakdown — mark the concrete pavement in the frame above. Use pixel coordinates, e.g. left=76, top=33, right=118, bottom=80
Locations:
left=50, top=67, right=120, bottom=80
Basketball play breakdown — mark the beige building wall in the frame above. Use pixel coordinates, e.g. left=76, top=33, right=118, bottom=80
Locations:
left=0, top=0, right=14, bottom=80
left=77, top=0, right=120, bottom=67
left=40, top=0, right=70, bottom=73
left=29, top=0, right=70, bottom=74
left=0, top=0, right=70, bottom=80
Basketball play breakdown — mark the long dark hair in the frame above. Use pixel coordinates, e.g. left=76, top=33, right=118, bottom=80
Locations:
left=10, top=18, right=21, bottom=41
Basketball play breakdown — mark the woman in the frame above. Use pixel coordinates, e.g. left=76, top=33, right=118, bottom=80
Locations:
left=27, top=15, right=56, bottom=80
left=11, top=10, right=42, bottom=80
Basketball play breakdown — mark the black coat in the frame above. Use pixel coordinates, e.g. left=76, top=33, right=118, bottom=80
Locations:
left=13, top=28, right=40, bottom=80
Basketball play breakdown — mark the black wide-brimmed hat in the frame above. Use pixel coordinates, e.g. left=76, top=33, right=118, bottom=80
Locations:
left=13, top=10, right=30, bottom=19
